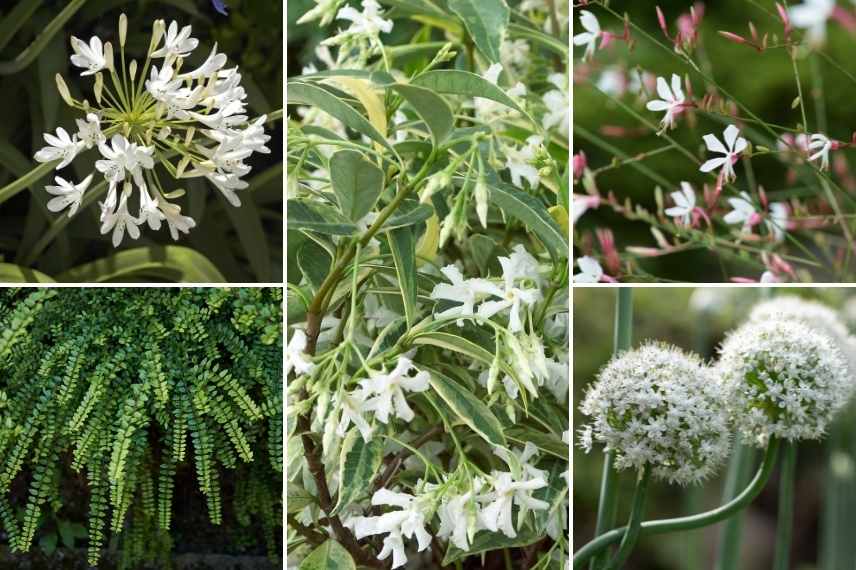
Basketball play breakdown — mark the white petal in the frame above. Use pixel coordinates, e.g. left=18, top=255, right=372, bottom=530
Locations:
left=699, top=157, right=726, bottom=173
left=670, top=74, right=684, bottom=101
left=656, top=76, right=673, bottom=102
left=646, top=99, right=671, bottom=111
left=723, top=124, right=741, bottom=150
left=579, top=10, right=600, bottom=34
left=702, top=134, right=727, bottom=155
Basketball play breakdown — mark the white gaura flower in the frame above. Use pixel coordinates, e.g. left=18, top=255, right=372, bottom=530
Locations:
left=430, top=265, right=494, bottom=323
left=352, top=488, right=432, bottom=569
left=361, top=357, right=430, bottom=423
left=572, top=10, right=601, bottom=61
left=478, top=471, right=548, bottom=538
left=646, top=74, right=686, bottom=133
left=808, top=133, right=832, bottom=170
left=100, top=190, right=141, bottom=247
left=75, top=113, right=104, bottom=149
left=574, top=256, right=603, bottom=283
left=768, top=202, right=789, bottom=242
left=151, top=20, right=199, bottom=59
left=478, top=251, right=542, bottom=333
left=69, top=36, right=106, bottom=75
left=665, top=182, right=696, bottom=225
left=45, top=174, right=93, bottom=217
left=700, top=124, right=748, bottom=182
left=505, top=135, right=543, bottom=189
left=286, top=329, right=315, bottom=377
left=788, top=0, right=835, bottom=45
left=34, top=127, right=82, bottom=169
left=542, top=73, right=569, bottom=138
left=723, top=191, right=757, bottom=233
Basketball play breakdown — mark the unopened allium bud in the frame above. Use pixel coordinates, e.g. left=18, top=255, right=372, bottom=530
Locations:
left=718, top=317, right=851, bottom=446
left=579, top=342, right=731, bottom=485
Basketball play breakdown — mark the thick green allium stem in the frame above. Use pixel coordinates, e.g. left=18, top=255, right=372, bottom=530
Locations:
left=714, top=438, right=755, bottom=570
left=606, top=467, right=650, bottom=570
left=773, top=443, right=797, bottom=570
left=574, top=439, right=781, bottom=569
left=589, top=288, right=633, bottom=570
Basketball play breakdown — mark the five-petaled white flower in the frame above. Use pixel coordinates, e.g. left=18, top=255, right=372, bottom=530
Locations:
left=361, top=357, right=430, bottom=424
left=700, top=125, right=748, bottom=182
left=286, top=329, right=315, bottom=377
left=788, top=0, right=836, bottom=45
left=479, top=250, right=542, bottom=333
left=430, top=265, right=494, bottom=323
left=542, top=74, right=570, bottom=138
left=352, top=488, right=432, bottom=570
left=336, top=388, right=375, bottom=442
left=665, top=182, right=696, bottom=225
left=808, top=133, right=832, bottom=170
left=478, top=472, right=548, bottom=538
left=151, top=20, right=199, bottom=59
left=70, top=36, right=106, bottom=75
left=572, top=10, right=601, bottom=61
left=45, top=174, right=93, bottom=217
left=34, top=127, right=82, bottom=169
left=723, top=191, right=757, bottom=232
left=326, top=0, right=394, bottom=45
left=574, top=256, right=603, bottom=283
left=646, top=74, right=686, bottom=133
left=505, top=135, right=543, bottom=189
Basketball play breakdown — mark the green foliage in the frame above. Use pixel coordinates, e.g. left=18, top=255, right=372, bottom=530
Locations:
left=0, top=288, right=283, bottom=567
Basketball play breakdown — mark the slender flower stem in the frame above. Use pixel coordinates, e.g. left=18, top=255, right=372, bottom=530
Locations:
left=714, top=437, right=755, bottom=570
left=607, top=467, right=650, bottom=570
left=589, top=289, right=633, bottom=570
left=773, top=443, right=797, bottom=570
left=574, top=439, right=781, bottom=569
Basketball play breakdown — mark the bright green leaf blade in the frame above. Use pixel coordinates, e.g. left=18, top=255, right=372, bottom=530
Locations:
left=287, top=483, right=316, bottom=514
left=386, top=227, right=418, bottom=328
left=411, top=70, right=525, bottom=115
left=332, top=429, right=384, bottom=515
left=423, top=365, right=505, bottom=447
left=299, top=540, right=356, bottom=570
left=330, top=150, right=384, bottom=222
left=411, top=331, right=494, bottom=365
left=287, top=199, right=357, bottom=235
left=490, top=182, right=568, bottom=260
left=219, top=192, right=271, bottom=281
left=447, top=0, right=509, bottom=63
left=382, top=200, right=434, bottom=230
left=506, top=426, right=568, bottom=460
left=297, top=240, right=332, bottom=291
left=56, top=246, right=226, bottom=283
left=390, top=84, right=454, bottom=145
left=442, top=528, right=540, bottom=565
left=509, top=23, right=569, bottom=57
left=0, top=263, right=55, bottom=283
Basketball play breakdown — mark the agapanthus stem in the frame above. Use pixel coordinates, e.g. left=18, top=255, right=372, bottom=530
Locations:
left=573, top=439, right=781, bottom=569
left=589, top=288, right=633, bottom=570
left=0, top=160, right=56, bottom=206
left=606, top=467, right=650, bottom=569
left=0, top=0, right=87, bottom=75
left=773, top=443, right=797, bottom=570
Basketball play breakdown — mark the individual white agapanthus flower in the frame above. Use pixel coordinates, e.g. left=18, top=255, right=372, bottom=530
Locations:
left=351, top=488, right=432, bottom=569
left=33, top=14, right=270, bottom=247
left=45, top=174, right=93, bottom=217
left=579, top=342, right=731, bottom=485
left=717, top=317, right=851, bottom=446
left=700, top=124, right=748, bottom=183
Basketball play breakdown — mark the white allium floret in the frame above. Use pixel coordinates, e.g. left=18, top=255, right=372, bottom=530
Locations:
left=718, top=317, right=851, bottom=447
left=578, top=342, right=731, bottom=485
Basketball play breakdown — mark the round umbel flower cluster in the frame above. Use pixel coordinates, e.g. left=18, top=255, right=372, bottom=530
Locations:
left=578, top=342, right=731, bottom=486
left=717, top=317, right=851, bottom=447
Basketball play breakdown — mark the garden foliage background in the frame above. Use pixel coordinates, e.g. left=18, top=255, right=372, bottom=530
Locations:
left=573, top=287, right=856, bottom=569
left=0, top=0, right=283, bottom=283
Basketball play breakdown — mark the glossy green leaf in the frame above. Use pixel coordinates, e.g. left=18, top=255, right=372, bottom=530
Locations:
left=491, top=182, right=568, bottom=260
left=390, top=84, right=454, bottom=145
left=509, top=23, right=569, bottom=57
left=411, top=70, right=525, bottom=115
left=423, top=366, right=505, bottom=447
left=288, top=199, right=357, bottom=235
left=299, top=540, right=356, bottom=570
left=57, top=246, right=226, bottom=283
left=297, top=240, right=332, bottom=291
left=329, top=150, right=384, bottom=222
left=448, top=0, right=509, bottom=63
left=382, top=200, right=434, bottom=230
left=386, top=227, right=418, bottom=328
left=332, top=430, right=384, bottom=515
left=411, top=331, right=494, bottom=365
left=506, top=426, right=568, bottom=460
left=442, top=528, right=540, bottom=564
left=287, top=483, right=315, bottom=514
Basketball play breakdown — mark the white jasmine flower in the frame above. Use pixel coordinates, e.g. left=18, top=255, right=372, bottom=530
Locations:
left=430, top=265, right=494, bottom=323
left=69, top=36, right=106, bottom=75
left=574, top=256, right=603, bottom=283
left=544, top=355, right=570, bottom=402
left=718, top=317, right=851, bottom=446
left=700, top=124, right=748, bottom=182
left=483, top=62, right=503, bottom=85
left=297, top=0, right=343, bottom=26
left=808, top=133, right=832, bottom=170
left=151, top=20, right=199, bottom=59
left=436, top=490, right=478, bottom=550
left=479, top=471, right=548, bottom=538
left=362, top=357, right=430, bottom=424
left=542, top=74, right=569, bottom=138
left=478, top=251, right=542, bottom=333
left=788, top=0, right=835, bottom=45
left=336, top=388, right=375, bottom=441
left=664, top=182, right=696, bottom=224
left=34, top=127, right=82, bottom=169
left=579, top=342, right=731, bottom=485
left=501, top=39, right=530, bottom=69
left=505, top=135, right=543, bottom=188
left=572, top=10, right=601, bottom=61
left=75, top=113, right=105, bottom=149
left=352, top=488, right=432, bottom=569
left=286, top=329, right=315, bottom=377
left=723, top=191, right=757, bottom=232
left=45, top=174, right=93, bottom=217
left=646, top=74, right=686, bottom=133
left=326, top=0, right=393, bottom=45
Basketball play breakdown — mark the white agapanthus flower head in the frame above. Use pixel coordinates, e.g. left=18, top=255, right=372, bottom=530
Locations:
left=579, top=342, right=731, bottom=485
left=34, top=14, right=270, bottom=247
left=717, top=317, right=851, bottom=446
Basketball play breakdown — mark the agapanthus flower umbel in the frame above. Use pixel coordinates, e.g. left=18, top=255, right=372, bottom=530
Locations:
left=578, top=342, right=731, bottom=485
left=34, top=14, right=270, bottom=246
left=717, top=317, right=851, bottom=447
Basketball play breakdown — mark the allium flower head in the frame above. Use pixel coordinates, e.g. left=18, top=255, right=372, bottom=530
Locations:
left=578, top=342, right=731, bottom=485
left=718, top=317, right=851, bottom=446
left=33, top=14, right=270, bottom=246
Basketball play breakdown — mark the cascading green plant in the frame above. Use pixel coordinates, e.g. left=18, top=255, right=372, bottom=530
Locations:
left=0, top=287, right=283, bottom=568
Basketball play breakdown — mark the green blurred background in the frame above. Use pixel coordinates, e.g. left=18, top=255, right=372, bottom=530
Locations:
left=574, top=286, right=856, bottom=569
left=573, top=0, right=856, bottom=282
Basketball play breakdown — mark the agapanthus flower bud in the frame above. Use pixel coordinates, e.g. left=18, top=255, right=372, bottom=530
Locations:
left=718, top=317, right=851, bottom=446
left=579, top=342, right=731, bottom=485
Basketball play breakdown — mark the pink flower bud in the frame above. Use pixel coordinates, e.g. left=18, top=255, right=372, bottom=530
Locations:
left=572, top=151, right=587, bottom=181
left=718, top=30, right=748, bottom=45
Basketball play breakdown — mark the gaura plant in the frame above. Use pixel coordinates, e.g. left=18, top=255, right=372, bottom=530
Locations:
left=574, top=290, right=856, bottom=570
left=0, top=288, right=283, bottom=568
left=286, top=0, right=569, bottom=567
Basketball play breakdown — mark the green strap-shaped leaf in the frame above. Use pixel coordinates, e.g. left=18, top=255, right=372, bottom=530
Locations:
left=382, top=200, right=434, bottom=230
left=288, top=199, right=357, bottom=235
left=423, top=366, right=505, bottom=447
left=490, top=182, right=568, bottom=260
left=386, top=227, right=418, bottom=328
left=287, top=81, right=393, bottom=152
left=329, top=150, right=384, bottom=222
left=390, top=84, right=454, bottom=146
left=56, top=246, right=225, bottom=283
left=411, top=331, right=494, bottom=365
left=299, top=539, right=356, bottom=570
left=332, top=429, right=384, bottom=515
left=411, top=70, right=525, bottom=115
left=442, top=528, right=541, bottom=564
left=0, top=263, right=55, bottom=283
left=447, top=0, right=509, bottom=64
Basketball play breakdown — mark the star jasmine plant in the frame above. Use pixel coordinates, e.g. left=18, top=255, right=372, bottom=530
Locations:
left=34, top=13, right=271, bottom=247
